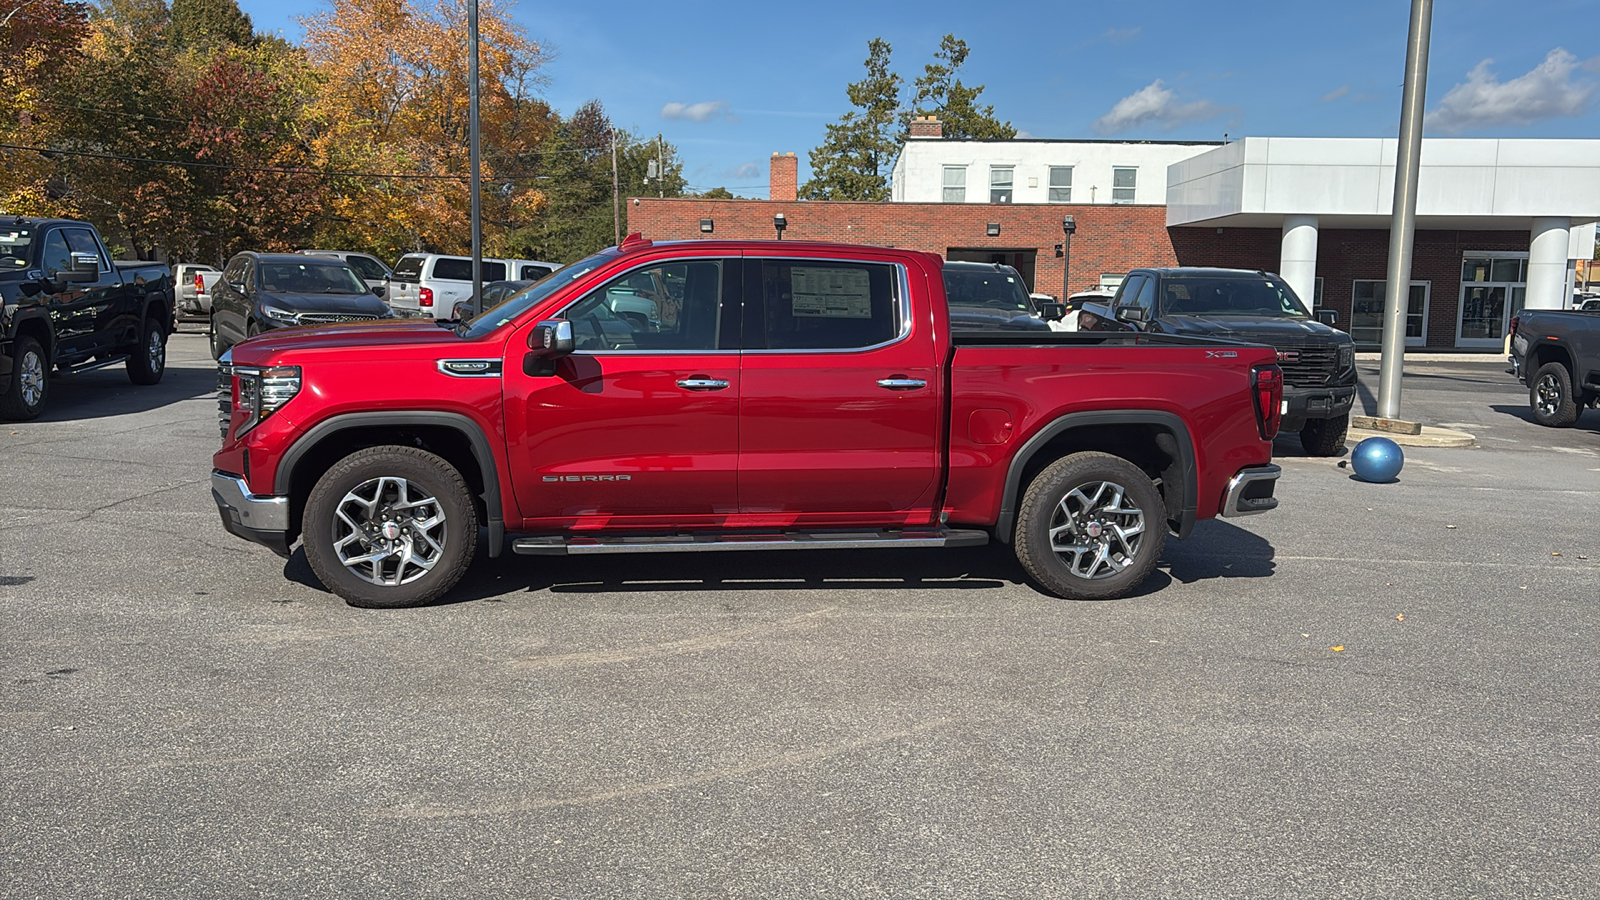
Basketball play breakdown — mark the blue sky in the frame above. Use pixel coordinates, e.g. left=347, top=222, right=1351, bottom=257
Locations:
left=238, top=0, right=1600, bottom=198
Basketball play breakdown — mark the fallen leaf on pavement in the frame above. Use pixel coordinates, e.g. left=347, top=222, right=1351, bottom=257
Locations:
left=1330, top=645, right=1345, bottom=652
left=1395, top=614, right=1404, bottom=621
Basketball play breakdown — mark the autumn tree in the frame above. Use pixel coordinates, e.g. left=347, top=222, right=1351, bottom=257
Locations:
left=903, top=35, right=1015, bottom=141
left=800, top=38, right=901, bottom=201
left=0, top=0, right=91, bottom=216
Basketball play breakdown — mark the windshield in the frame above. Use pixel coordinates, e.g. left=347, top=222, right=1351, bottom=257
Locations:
left=1160, top=276, right=1310, bottom=318
left=458, top=249, right=615, bottom=338
left=259, top=262, right=369, bottom=295
left=0, top=227, right=34, bottom=269
left=943, top=266, right=1034, bottom=314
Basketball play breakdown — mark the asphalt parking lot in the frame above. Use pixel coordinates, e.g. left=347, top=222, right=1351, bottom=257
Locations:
left=3, top=332, right=1598, bottom=898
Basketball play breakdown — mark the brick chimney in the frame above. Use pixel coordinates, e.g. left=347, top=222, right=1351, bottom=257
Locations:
left=769, top=152, right=798, bottom=202
left=909, top=116, right=943, bottom=139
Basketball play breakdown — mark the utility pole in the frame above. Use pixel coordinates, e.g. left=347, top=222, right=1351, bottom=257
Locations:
left=467, top=0, right=483, bottom=316
left=1377, top=0, right=1433, bottom=419
left=611, top=132, right=620, bottom=246
left=657, top=135, right=664, bottom=199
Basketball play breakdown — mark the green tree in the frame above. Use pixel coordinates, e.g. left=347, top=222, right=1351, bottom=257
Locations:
left=697, top=186, right=736, bottom=199
left=800, top=37, right=901, bottom=201
left=903, top=35, right=1015, bottom=141
left=168, top=0, right=255, bottom=51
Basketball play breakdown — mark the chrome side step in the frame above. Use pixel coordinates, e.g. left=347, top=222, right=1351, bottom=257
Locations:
left=512, top=528, right=990, bottom=556
left=58, top=355, right=129, bottom=376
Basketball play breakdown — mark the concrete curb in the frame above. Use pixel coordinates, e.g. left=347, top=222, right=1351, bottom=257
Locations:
left=1354, top=352, right=1504, bottom=362
left=1349, top=425, right=1476, bottom=448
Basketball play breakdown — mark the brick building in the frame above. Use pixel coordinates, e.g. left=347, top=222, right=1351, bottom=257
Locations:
left=629, top=130, right=1600, bottom=351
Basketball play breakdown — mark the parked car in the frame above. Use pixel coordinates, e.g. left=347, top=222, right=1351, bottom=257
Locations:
left=297, top=250, right=394, bottom=296
left=0, top=216, right=172, bottom=420
left=387, top=254, right=562, bottom=320
left=212, top=234, right=1284, bottom=608
left=449, top=279, right=537, bottom=322
left=174, top=262, right=220, bottom=319
left=208, top=252, right=392, bottom=359
left=1507, top=309, right=1600, bottom=426
left=1079, top=267, right=1356, bottom=456
left=941, top=261, right=1057, bottom=332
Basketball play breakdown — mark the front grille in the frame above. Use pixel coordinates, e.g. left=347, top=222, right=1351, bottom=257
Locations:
left=1276, top=345, right=1340, bottom=388
left=217, top=364, right=233, bottom=439
left=295, top=313, right=381, bottom=325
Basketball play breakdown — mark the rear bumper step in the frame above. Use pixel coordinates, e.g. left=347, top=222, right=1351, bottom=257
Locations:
left=512, top=528, right=990, bottom=556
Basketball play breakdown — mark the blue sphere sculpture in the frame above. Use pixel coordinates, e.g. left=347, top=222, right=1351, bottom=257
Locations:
left=1351, top=436, right=1404, bottom=483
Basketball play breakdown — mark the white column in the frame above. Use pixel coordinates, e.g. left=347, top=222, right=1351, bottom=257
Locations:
left=1280, top=215, right=1319, bottom=306
left=1526, top=216, right=1571, bottom=310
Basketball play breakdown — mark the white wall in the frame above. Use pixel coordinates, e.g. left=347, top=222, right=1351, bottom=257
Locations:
left=891, top=139, right=1216, bottom=205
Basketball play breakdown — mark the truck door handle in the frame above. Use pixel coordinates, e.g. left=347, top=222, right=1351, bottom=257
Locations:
left=877, top=377, right=927, bottom=391
left=676, top=376, right=730, bottom=391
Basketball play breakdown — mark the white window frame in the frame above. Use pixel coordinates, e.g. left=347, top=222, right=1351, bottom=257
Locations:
left=942, top=166, right=967, bottom=203
left=1111, top=167, right=1137, bottom=203
left=1047, top=166, right=1072, bottom=203
left=989, top=166, right=1014, bottom=204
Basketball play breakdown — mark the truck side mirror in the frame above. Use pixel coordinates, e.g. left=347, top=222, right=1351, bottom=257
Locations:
left=1038, top=302, right=1067, bottom=322
left=1119, top=306, right=1148, bottom=324
left=527, top=319, right=574, bottom=357
left=1315, top=308, right=1339, bottom=326
left=59, top=253, right=100, bottom=284
left=451, top=299, right=475, bottom=322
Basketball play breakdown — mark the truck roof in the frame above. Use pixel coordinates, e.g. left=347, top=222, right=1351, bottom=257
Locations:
left=1133, top=267, right=1280, bottom=278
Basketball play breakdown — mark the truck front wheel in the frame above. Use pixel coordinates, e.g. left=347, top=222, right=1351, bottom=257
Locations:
left=1530, top=361, right=1580, bottom=427
left=1013, top=451, right=1167, bottom=600
left=1, top=336, right=48, bottom=420
left=1299, top=415, right=1349, bottom=456
left=302, top=446, right=478, bottom=608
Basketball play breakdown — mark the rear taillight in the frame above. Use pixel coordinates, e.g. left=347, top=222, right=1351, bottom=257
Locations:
left=1252, top=364, right=1283, bottom=440
left=195, top=273, right=206, bottom=293
left=419, top=287, right=434, bottom=307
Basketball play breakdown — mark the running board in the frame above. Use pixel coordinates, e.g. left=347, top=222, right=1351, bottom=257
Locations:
left=58, top=355, right=129, bottom=375
left=512, top=528, right=990, bottom=556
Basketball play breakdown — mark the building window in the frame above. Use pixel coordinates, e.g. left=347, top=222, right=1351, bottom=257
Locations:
left=1313, top=276, right=1324, bottom=307
left=1112, top=167, right=1137, bottom=203
left=990, top=166, right=1014, bottom=204
left=942, top=166, right=966, bottom=203
left=1048, top=167, right=1072, bottom=203
left=1352, top=280, right=1429, bottom=347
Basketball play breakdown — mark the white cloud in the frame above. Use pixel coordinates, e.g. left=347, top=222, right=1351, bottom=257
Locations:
left=1322, top=85, right=1350, bottom=103
left=1103, top=27, right=1141, bottom=45
left=1092, top=80, right=1224, bottom=134
left=1426, top=48, right=1597, bottom=133
left=661, top=100, right=732, bottom=123
left=729, top=162, right=760, bottom=180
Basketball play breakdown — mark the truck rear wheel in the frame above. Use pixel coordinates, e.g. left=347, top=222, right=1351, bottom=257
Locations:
left=302, top=446, right=478, bottom=608
left=1013, top=451, right=1167, bottom=600
left=126, top=315, right=167, bottom=385
left=1299, top=415, right=1348, bottom=456
left=1530, top=361, right=1580, bottom=427
left=1, top=335, right=48, bottom=420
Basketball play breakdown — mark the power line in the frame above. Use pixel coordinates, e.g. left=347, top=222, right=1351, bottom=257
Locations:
left=0, top=141, right=468, bottom=180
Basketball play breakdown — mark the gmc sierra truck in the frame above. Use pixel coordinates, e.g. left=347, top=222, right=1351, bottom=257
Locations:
left=213, top=236, right=1285, bottom=608
left=1, top=217, right=173, bottom=420
left=1508, top=309, right=1600, bottom=426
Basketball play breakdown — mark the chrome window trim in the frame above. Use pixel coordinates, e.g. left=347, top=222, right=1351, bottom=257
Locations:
left=555, top=254, right=733, bottom=356
left=743, top=257, right=912, bottom=356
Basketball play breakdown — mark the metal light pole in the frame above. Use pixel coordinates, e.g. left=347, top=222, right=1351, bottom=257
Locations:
left=1377, top=0, right=1433, bottom=419
left=1061, top=216, right=1076, bottom=299
left=468, top=0, right=484, bottom=316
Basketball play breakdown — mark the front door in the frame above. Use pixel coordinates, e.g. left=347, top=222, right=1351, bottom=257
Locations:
left=736, top=257, right=941, bottom=524
left=503, top=257, right=742, bottom=529
left=1458, top=254, right=1527, bottom=349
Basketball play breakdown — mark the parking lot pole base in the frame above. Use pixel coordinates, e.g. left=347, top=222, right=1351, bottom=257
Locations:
left=1351, top=415, right=1422, bottom=436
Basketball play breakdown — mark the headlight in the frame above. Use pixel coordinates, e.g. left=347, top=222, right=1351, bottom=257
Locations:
left=1337, top=344, right=1355, bottom=371
left=230, top=365, right=301, bottom=437
left=261, top=305, right=299, bottom=325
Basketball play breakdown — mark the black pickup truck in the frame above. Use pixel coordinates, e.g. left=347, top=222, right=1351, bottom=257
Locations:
left=0, top=217, right=173, bottom=420
left=1508, top=309, right=1600, bottom=426
left=1079, top=267, right=1357, bottom=455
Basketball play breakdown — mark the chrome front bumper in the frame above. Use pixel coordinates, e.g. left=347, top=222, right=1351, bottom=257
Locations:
left=1221, top=465, right=1281, bottom=517
left=211, top=472, right=292, bottom=556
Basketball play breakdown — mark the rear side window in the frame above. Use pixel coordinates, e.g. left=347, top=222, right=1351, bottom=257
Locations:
left=753, top=260, right=898, bottom=350
left=392, top=256, right=424, bottom=280
left=519, top=264, right=552, bottom=281
left=431, top=258, right=505, bottom=281
left=345, top=255, right=389, bottom=280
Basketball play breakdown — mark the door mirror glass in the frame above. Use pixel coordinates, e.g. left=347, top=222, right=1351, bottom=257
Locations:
left=1037, top=302, right=1067, bottom=321
left=527, top=319, right=574, bottom=357
left=1119, top=305, right=1147, bottom=323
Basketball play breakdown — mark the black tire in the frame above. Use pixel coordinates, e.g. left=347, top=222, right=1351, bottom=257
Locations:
left=246, top=320, right=261, bottom=340
left=209, top=314, right=229, bottom=360
left=302, top=446, right=477, bottom=608
left=0, top=335, right=48, bottom=420
left=1013, top=451, right=1167, bottom=600
left=1530, top=361, right=1580, bottom=427
left=126, top=315, right=166, bottom=385
left=1299, top=415, right=1349, bottom=457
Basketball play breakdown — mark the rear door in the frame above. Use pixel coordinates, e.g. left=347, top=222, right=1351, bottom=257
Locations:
left=503, top=255, right=743, bottom=527
left=737, top=255, right=941, bottom=521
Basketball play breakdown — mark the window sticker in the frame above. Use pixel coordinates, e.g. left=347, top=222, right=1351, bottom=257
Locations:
left=791, top=266, right=872, bottom=319
left=0, top=231, right=28, bottom=243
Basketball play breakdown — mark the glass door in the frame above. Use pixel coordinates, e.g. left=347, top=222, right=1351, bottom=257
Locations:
left=1351, top=281, right=1429, bottom=347
left=1457, top=254, right=1527, bottom=349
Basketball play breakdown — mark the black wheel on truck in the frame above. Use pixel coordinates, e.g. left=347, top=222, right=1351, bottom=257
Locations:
left=1530, top=361, right=1580, bottom=427
left=126, top=314, right=166, bottom=385
left=209, top=314, right=229, bottom=360
left=0, top=335, right=49, bottom=421
left=1013, top=451, right=1167, bottom=600
left=1299, top=415, right=1348, bottom=457
left=302, top=446, right=478, bottom=609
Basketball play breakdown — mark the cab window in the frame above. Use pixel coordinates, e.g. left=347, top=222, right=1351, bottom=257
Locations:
left=751, top=260, right=899, bottom=350
left=40, top=230, right=72, bottom=280
left=560, top=259, right=728, bottom=352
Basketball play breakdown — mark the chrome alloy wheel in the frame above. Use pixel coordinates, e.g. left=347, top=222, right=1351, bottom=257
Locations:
left=146, top=326, right=165, bottom=372
left=331, top=476, right=447, bottom=586
left=1535, top=372, right=1564, bottom=417
left=17, top=348, right=45, bottom=409
left=1048, top=480, right=1147, bottom=580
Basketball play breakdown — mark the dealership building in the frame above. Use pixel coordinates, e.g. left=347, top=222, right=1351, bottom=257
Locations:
left=629, top=119, right=1600, bottom=350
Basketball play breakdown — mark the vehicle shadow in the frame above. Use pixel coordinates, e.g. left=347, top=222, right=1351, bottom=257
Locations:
left=282, top=517, right=1278, bottom=606
left=32, top=359, right=216, bottom=423
left=1489, top=402, right=1598, bottom=433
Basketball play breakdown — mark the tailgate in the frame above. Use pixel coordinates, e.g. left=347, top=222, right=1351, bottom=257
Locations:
left=387, top=280, right=424, bottom=316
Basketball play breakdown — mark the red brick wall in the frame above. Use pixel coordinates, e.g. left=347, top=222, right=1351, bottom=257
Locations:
left=628, top=198, right=1178, bottom=297
left=768, top=154, right=798, bottom=202
left=1172, top=226, right=1533, bottom=349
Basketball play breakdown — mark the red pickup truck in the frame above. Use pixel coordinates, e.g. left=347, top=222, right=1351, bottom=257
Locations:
left=212, top=236, right=1284, bottom=608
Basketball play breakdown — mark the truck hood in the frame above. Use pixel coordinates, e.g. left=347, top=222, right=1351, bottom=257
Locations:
left=1161, top=314, right=1349, bottom=343
left=948, top=307, right=1053, bottom=332
left=260, top=291, right=390, bottom=316
left=229, top=318, right=473, bottom=365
